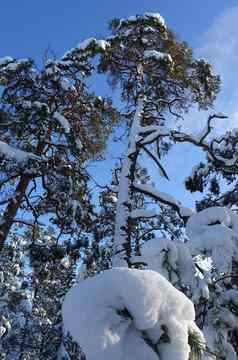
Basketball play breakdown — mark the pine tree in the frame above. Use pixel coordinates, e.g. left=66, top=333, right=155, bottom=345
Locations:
left=0, top=222, right=89, bottom=359
left=0, top=41, right=118, bottom=359
left=62, top=13, right=227, bottom=360
left=0, top=53, right=117, bottom=252
left=98, top=13, right=220, bottom=265
left=68, top=12, right=238, bottom=360
left=0, top=227, right=30, bottom=359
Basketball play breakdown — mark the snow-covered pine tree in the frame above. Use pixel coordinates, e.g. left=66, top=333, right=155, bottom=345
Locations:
left=0, top=227, right=30, bottom=359
left=89, top=164, right=185, bottom=274
left=183, top=122, right=238, bottom=357
left=63, top=13, right=223, bottom=360
left=0, top=42, right=118, bottom=359
left=115, top=106, right=238, bottom=357
left=0, top=218, right=93, bottom=359
left=98, top=12, right=220, bottom=265
left=24, top=226, right=80, bottom=359
left=0, top=52, right=117, bottom=252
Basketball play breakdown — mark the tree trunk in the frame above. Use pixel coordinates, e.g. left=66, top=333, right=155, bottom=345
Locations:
left=113, top=95, right=144, bottom=266
left=0, top=142, right=45, bottom=253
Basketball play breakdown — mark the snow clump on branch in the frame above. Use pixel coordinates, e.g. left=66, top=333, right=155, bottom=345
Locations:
left=186, top=206, right=238, bottom=273
left=62, top=268, right=204, bottom=360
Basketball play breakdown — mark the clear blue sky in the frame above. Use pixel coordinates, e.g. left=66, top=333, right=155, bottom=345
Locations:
left=1, top=1, right=238, bottom=209
left=0, top=0, right=237, bottom=61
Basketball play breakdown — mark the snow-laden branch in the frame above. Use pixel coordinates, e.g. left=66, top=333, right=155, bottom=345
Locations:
left=144, top=50, right=172, bottom=63
left=63, top=268, right=204, bottom=360
left=133, top=182, right=193, bottom=221
left=76, top=38, right=109, bottom=51
left=13, top=218, right=44, bottom=227
left=0, top=141, right=41, bottom=163
left=193, top=113, right=227, bottom=144
left=129, top=209, right=157, bottom=219
left=135, top=113, right=238, bottom=172
left=63, top=37, right=109, bottom=60
left=186, top=207, right=238, bottom=273
left=53, top=112, right=71, bottom=134
left=138, top=125, right=169, bottom=145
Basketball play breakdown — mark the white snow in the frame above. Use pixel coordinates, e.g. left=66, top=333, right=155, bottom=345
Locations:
left=113, top=96, right=144, bottom=265
left=215, top=112, right=226, bottom=118
left=77, top=38, right=109, bottom=51
left=77, top=38, right=95, bottom=50
left=133, top=183, right=192, bottom=219
left=144, top=13, right=166, bottom=27
left=21, top=101, right=32, bottom=109
left=2, top=58, right=29, bottom=71
left=0, top=141, right=41, bottom=162
left=130, top=209, right=157, bottom=219
left=53, top=112, right=71, bottom=133
left=186, top=207, right=238, bottom=273
left=63, top=268, right=202, bottom=360
left=33, top=101, right=49, bottom=112
left=134, top=183, right=179, bottom=206
left=138, top=238, right=199, bottom=294
left=209, top=152, right=238, bottom=167
left=179, top=206, right=194, bottom=217
left=144, top=26, right=156, bottom=33
left=61, top=256, right=71, bottom=269
left=0, top=56, right=14, bottom=66
left=144, top=50, right=172, bottom=63
left=117, top=12, right=166, bottom=30
left=139, top=127, right=170, bottom=145
left=96, top=39, right=109, bottom=50
left=127, top=15, right=137, bottom=22
left=5, top=62, right=18, bottom=71
left=45, top=67, right=54, bottom=76
left=75, top=137, right=83, bottom=150
left=60, top=78, right=75, bottom=91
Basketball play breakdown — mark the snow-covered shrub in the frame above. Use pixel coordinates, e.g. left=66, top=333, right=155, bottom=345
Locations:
left=133, top=237, right=206, bottom=301
left=186, top=207, right=238, bottom=359
left=63, top=268, right=204, bottom=360
left=186, top=206, right=238, bottom=274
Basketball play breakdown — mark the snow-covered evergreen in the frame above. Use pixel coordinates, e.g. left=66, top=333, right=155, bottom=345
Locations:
left=62, top=12, right=234, bottom=360
left=1, top=10, right=238, bottom=360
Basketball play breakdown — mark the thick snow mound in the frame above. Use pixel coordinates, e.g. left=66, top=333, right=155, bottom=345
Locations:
left=137, top=238, right=197, bottom=291
left=62, top=268, right=202, bottom=360
left=186, top=207, right=238, bottom=239
left=186, top=207, right=238, bottom=273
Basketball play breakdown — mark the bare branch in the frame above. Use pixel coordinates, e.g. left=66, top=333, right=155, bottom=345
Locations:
left=141, top=145, right=169, bottom=180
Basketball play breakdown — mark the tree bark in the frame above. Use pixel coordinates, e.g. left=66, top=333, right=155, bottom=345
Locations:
left=113, top=95, right=144, bottom=266
left=0, top=142, right=45, bottom=253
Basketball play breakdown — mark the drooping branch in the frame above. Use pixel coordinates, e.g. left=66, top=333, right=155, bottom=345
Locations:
left=133, top=182, right=192, bottom=223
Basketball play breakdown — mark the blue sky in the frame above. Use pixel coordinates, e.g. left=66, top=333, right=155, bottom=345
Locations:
left=0, top=0, right=237, bottom=61
left=1, top=1, right=238, bottom=209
